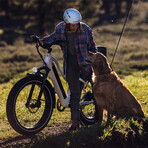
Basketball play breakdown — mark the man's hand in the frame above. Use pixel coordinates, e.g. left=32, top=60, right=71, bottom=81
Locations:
left=29, top=35, right=43, bottom=44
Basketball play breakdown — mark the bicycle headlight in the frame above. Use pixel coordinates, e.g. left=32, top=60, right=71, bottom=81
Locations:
left=32, top=67, right=38, bottom=73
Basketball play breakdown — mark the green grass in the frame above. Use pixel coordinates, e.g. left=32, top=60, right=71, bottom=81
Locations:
left=0, top=70, right=148, bottom=147
left=122, top=71, right=148, bottom=113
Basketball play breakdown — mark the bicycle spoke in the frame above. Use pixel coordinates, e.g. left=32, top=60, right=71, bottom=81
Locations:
left=15, top=83, right=46, bottom=128
left=80, top=81, right=96, bottom=124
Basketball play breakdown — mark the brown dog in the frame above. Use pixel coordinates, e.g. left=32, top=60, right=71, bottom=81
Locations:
left=87, top=52, right=144, bottom=123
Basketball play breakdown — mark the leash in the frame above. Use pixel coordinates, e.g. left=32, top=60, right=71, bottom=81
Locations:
left=110, top=0, right=135, bottom=67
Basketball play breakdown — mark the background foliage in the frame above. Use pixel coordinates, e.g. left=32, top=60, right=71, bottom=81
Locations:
left=0, top=0, right=147, bottom=83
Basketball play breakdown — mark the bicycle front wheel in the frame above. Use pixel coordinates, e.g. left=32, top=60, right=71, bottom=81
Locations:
left=6, top=75, right=55, bottom=135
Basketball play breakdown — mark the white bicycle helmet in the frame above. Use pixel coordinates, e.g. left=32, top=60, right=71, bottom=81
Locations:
left=63, top=8, right=82, bottom=24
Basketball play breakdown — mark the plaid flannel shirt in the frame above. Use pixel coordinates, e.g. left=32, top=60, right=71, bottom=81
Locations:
left=43, top=21, right=97, bottom=75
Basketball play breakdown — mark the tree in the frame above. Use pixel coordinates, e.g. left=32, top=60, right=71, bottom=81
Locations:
left=78, top=0, right=97, bottom=19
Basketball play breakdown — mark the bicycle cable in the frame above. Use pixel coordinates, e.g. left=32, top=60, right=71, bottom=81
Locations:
left=36, top=42, right=47, bottom=66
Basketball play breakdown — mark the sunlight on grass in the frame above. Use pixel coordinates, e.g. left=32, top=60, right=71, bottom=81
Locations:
left=0, top=70, right=147, bottom=140
left=122, top=71, right=148, bottom=115
left=0, top=83, right=20, bottom=139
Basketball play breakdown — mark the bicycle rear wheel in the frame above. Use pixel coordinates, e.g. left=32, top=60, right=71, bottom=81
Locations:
left=80, top=81, right=98, bottom=125
left=6, top=75, right=55, bottom=135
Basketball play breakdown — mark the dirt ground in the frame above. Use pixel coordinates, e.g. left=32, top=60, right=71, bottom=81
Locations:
left=0, top=122, right=71, bottom=148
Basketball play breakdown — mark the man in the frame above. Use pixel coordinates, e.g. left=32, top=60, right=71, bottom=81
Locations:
left=43, top=8, right=97, bottom=130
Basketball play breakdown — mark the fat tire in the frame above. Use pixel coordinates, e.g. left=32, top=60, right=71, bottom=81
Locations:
left=6, top=75, right=55, bottom=135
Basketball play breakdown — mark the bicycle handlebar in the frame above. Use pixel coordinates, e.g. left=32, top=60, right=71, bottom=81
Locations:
left=31, top=34, right=52, bottom=53
left=32, top=33, right=66, bottom=52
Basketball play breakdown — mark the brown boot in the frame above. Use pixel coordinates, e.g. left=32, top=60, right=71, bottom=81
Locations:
left=69, top=120, right=79, bottom=131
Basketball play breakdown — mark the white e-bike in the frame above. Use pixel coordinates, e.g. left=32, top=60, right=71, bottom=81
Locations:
left=6, top=34, right=98, bottom=135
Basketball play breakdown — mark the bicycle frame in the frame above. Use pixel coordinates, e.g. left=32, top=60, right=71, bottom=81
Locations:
left=44, top=51, right=70, bottom=107
left=29, top=35, right=93, bottom=109
left=32, top=50, right=93, bottom=108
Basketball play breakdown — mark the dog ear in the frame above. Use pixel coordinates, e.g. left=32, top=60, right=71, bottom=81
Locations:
left=97, top=57, right=108, bottom=72
left=102, top=58, right=108, bottom=68
left=98, top=60, right=104, bottom=71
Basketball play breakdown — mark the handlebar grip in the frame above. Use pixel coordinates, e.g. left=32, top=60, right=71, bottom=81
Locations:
left=32, top=34, right=52, bottom=48
left=32, top=34, right=39, bottom=42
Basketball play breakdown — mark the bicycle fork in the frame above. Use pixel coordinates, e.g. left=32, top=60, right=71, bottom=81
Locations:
left=25, top=67, right=50, bottom=108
